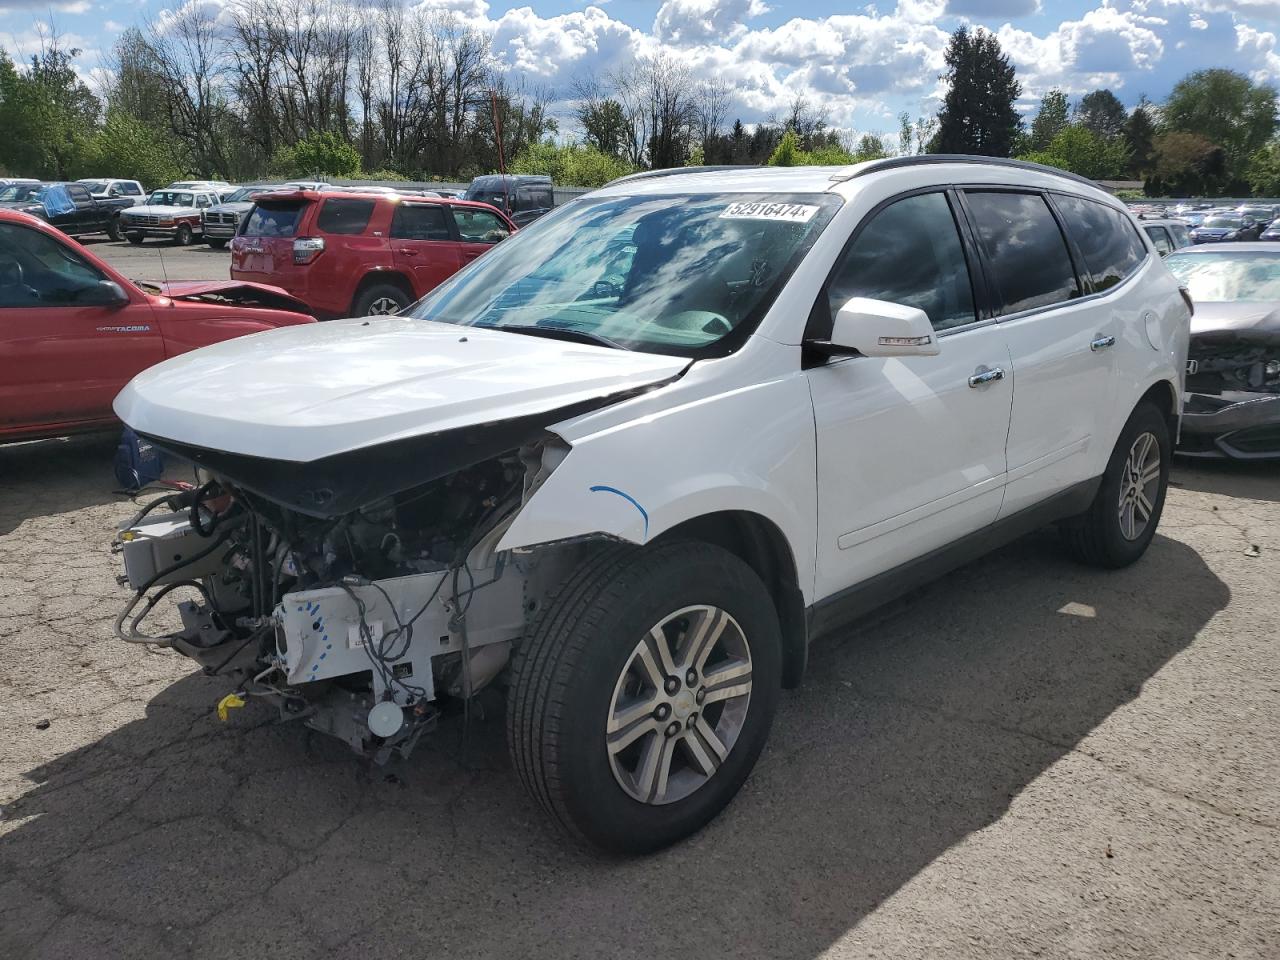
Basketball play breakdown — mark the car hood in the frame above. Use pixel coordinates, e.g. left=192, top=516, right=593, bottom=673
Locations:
left=0, top=201, right=42, bottom=213
left=1190, top=300, right=1280, bottom=341
left=206, top=202, right=253, bottom=215
left=124, top=204, right=200, bottom=216
left=1193, top=227, right=1235, bottom=236
left=114, top=317, right=689, bottom=463
left=147, top=279, right=313, bottom=314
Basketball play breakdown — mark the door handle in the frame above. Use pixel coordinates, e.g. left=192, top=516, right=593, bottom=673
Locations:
left=1090, top=335, right=1116, bottom=351
left=968, top=367, right=1004, bottom=388
left=396, top=248, right=419, bottom=256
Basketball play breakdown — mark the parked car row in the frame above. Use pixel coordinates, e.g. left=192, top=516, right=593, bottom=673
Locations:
left=0, top=181, right=135, bottom=240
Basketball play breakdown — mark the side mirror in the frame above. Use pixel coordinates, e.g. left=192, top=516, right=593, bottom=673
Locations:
left=83, top=280, right=130, bottom=307
left=810, top=297, right=940, bottom=358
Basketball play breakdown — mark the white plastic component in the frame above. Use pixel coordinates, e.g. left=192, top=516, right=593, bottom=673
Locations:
left=367, top=701, right=404, bottom=738
left=118, top=512, right=223, bottom=588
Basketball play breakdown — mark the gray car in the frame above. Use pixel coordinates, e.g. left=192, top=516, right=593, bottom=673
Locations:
left=1166, top=243, right=1280, bottom=458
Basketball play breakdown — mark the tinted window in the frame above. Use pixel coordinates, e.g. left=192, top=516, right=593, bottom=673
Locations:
left=317, top=198, right=375, bottom=235
left=0, top=222, right=107, bottom=307
left=243, top=201, right=305, bottom=237
left=67, top=185, right=91, bottom=202
left=1145, top=225, right=1173, bottom=257
left=451, top=207, right=510, bottom=243
left=391, top=204, right=451, bottom=241
left=1054, top=195, right=1148, bottom=291
left=826, top=191, right=976, bottom=333
left=965, top=191, right=1080, bottom=313
left=126, top=182, right=143, bottom=195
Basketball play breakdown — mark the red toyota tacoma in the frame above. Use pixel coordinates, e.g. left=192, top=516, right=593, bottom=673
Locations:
left=0, top=209, right=315, bottom=443
left=230, top=189, right=517, bottom=319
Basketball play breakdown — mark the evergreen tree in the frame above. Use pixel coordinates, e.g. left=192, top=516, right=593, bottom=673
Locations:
left=934, top=27, right=1022, bottom=157
left=1028, top=89, right=1069, bottom=150
left=1075, top=89, right=1127, bottom=140
left=1124, top=96, right=1157, bottom=179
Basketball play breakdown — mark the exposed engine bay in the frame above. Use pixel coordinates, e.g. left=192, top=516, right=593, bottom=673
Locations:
left=1187, top=335, right=1280, bottom=395
left=114, top=438, right=574, bottom=763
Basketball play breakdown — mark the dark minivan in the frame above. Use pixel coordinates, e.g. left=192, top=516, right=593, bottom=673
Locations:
left=464, top=174, right=554, bottom=227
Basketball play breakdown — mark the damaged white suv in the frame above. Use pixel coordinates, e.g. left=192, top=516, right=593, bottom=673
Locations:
left=113, top=158, right=1190, bottom=852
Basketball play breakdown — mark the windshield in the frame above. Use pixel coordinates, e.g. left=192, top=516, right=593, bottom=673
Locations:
left=1167, top=252, right=1280, bottom=302
left=79, top=180, right=109, bottom=193
left=1202, top=216, right=1241, bottom=228
left=147, top=191, right=194, bottom=207
left=222, top=187, right=258, bottom=203
left=403, top=192, right=840, bottom=357
left=0, top=184, right=45, bottom=202
left=467, top=189, right=510, bottom=211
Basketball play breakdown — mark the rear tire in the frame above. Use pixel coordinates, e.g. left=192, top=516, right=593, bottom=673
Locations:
left=507, top=540, right=782, bottom=854
left=126, top=233, right=144, bottom=245
left=1060, top=401, right=1170, bottom=568
left=351, top=283, right=410, bottom=317
left=174, top=225, right=193, bottom=246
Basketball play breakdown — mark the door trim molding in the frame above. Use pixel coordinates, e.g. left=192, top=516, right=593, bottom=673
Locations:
left=808, top=476, right=1102, bottom=640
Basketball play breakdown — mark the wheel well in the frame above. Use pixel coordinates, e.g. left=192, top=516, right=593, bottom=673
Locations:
left=656, top=511, right=808, bottom=688
left=1138, top=379, right=1178, bottom=436
left=352, top=271, right=413, bottom=310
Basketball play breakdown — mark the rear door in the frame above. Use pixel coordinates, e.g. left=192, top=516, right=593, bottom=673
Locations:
left=390, top=202, right=460, bottom=297
left=966, top=190, right=1128, bottom=517
left=449, top=206, right=512, bottom=266
left=0, top=221, right=161, bottom=430
left=66, top=184, right=98, bottom=233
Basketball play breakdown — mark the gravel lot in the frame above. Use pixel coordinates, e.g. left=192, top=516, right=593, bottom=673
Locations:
left=84, top=236, right=233, bottom=284
left=2, top=432, right=1279, bottom=958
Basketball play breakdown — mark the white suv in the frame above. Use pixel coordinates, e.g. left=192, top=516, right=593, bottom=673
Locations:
left=112, top=157, right=1190, bottom=853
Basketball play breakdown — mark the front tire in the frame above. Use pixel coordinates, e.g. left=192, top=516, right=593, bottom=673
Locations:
left=507, top=541, right=782, bottom=853
left=173, top=224, right=194, bottom=246
left=1060, top=401, right=1171, bottom=568
left=126, top=233, right=145, bottom=245
left=206, top=238, right=226, bottom=249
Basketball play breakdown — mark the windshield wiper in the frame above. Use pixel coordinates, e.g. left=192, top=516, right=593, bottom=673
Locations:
left=481, top=323, right=627, bottom=351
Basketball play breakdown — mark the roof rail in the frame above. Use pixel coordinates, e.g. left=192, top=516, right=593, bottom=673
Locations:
left=834, top=154, right=1101, bottom=190
left=604, top=165, right=764, bottom=188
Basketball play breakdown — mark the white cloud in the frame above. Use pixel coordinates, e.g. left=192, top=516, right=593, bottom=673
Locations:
left=653, top=0, right=768, bottom=45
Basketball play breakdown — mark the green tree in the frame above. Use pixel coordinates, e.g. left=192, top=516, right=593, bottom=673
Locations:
left=934, top=27, right=1022, bottom=157
left=272, top=130, right=362, bottom=178
left=852, top=134, right=888, bottom=162
left=1150, top=131, right=1227, bottom=195
left=510, top=142, right=634, bottom=188
left=1075, top=89, right=1127, bottom=140
left=579, top=98, right=628, bottom=158
left=0, top=42, right=100, bottom=179
left=1162, top=69, right=1277, bottom=179
left=1124, top=96, right=1157, bottom=179
left=1028, top=89, right=1069, bottom=150
left=1018, top=124, right=1129, bottom=180
left=78, top=111, right=185, bottom=188
left=898, top=111, right=912, bottom=156
left=1246, top=143, right=1280, bottom=196
left=767, top=129, right=802, bottom=166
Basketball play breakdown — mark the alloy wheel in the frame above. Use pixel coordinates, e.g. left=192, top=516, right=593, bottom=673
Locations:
left=606, top=604, right=752, bottom=805
left=1117, top=430, right=1161, bottom=540
left=367, top=297, right=401, bottom=315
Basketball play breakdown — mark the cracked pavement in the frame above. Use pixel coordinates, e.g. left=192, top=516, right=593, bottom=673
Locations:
left=1, top=433, right=1278, bottom=959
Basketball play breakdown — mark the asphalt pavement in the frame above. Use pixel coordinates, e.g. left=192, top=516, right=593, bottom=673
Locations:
left=1, top=433, right=1277, bottom=959
left=84, top=236, right=233, bottom=284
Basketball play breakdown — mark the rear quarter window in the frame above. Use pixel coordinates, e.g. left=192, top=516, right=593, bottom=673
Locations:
left=243, top=202, right=306, bottom=237
left=1053, top=194, right=1148, bottom=292
left=317, top=198, right=376, bottom=235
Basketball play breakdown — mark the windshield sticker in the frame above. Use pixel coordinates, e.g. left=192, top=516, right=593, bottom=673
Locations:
left=720, top=201, right=819, bottom=223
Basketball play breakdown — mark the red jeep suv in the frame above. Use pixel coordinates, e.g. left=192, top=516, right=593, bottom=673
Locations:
left=229, top=190, right=517, bottom=319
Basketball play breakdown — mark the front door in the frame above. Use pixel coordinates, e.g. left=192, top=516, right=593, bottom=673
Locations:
left=806, top=190, right=1013, bottom=600
left=0, top=221, right=162, bottom=432
left=449, top=206, right=511, bottom=266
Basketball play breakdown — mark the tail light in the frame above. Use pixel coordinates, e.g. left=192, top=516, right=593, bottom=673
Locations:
left=293, top=237, right=325, bottom=265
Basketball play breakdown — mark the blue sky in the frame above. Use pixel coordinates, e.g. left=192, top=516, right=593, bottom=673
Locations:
left=4, top=0, right=1280, bottom=138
